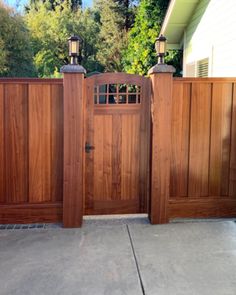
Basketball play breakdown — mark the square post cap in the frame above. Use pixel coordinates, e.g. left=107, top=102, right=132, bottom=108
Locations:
left=60, top=64, right=86, bottom=74
left=148, top=64, right=176, bottom=75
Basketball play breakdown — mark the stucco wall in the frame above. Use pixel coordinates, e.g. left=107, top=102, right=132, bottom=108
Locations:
left=184, top=0, right=236, bottom=77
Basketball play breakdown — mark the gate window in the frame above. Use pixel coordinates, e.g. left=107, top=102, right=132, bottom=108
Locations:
left=94, top=84, right=141, bottom=104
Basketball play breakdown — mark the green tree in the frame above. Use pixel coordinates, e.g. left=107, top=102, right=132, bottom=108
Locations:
left=115, top=0, right=139, bottom=31
left=122, top=0, right=170, bottom=75
left=95, top=0, right=127, bottom=71
left=25, top=0, right=101, bottom=77
left=0, top=2, right=35, bottom=77
left=26, top=0, right=82, bottom=12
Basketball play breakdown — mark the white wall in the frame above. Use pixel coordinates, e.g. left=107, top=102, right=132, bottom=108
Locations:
left=184, top=0, right=236, bottom=77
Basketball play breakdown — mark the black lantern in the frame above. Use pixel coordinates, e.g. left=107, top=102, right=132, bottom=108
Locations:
left=68, top=35, right=81, bottom=65
left=155, top=35, right=167, bottom=64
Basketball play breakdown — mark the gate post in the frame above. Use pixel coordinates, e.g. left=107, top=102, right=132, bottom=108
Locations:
left=148, top=64, right=175, bottom=224
left=61, top=64, right=86, bottom=227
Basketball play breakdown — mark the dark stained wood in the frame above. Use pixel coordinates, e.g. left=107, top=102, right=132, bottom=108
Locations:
left=0, top=85, right=4, bottom=203
left=0, top=81, right=63, bottom=224
left=229, top=83, right=236, bottom=197
left=121, top=114, right=140, bottom=202
left=2, top=76, right=236, bottom=224
left=51, top=84, right=63, bottom=202
left=169, top=79, right=236, bottom=219
left=29, top=84, right=51, bottom=202
left=84, top=73, right=150, bottom=215
left=149, top=73, right=173, bottom=224
left=170, top=82, right=191, bottom=198
left=139, top=78, right=151, bottom=212
left=112, top=114, right=122, bottom=200
left=209, top=83, right=232, bottom=196
left=84, top=79, right=94, bottom=211
left=103, top=115, right=113, bottom=200
left=0, top=203, right=62, bottom=224
left=93, top=115, right=105, bottom=200
left=188, top=83, right=212, bottom=197
left=63, top=73, right=85, bottom=227
left=5, top=84, right=28, bottom=203
left=169, top=198, right=236, bottom=218
left=86, top=199, right=139, bottom=215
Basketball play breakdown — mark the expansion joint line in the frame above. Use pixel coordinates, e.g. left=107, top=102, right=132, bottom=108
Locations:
left=126, top=225, right=146, bottom=295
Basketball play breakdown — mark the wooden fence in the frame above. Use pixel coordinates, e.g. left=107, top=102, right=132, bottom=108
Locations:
left=169, top=78, right=236, bottom=218
left=0, top=79, right=63, bottom=223
left=0, top=76, right=236, bottom=225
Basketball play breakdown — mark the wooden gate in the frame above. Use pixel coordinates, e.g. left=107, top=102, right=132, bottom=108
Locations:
left=84, top=73, right=151, bottom=215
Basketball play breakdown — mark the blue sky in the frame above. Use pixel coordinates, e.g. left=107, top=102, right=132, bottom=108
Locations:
left=5, top=0, right=93, bottom=9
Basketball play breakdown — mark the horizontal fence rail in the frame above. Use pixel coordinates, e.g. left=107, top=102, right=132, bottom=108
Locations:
left=0, top=79, right=63, bottom=223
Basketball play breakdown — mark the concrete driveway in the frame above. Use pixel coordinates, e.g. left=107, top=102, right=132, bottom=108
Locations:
left=0, top=218, right=236, bottom=295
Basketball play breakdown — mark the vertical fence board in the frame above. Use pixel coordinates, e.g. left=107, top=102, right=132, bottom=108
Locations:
left=29, top=84, right=51, bottom=202
left=229, top=83, right=236, bottom=197
left=93, top=115, right=104, bottom=200
left=209, top=83, right=232, bottom=196
left=121, top=114, right=140, bottom=201
left=170, top=83, right=191, bottom=198
left=139, top=78, right=151, bottom=212
left=51, top=84, right=63, bottom=202
left=0, top=85, right=4, bottom=203
left=112, top=114, right=122, bottom=200
left=188, top=83, right=212, bottom=197
left=5, top=84, right=28, bottom=203
left=103, top=115, right=112, bottom=201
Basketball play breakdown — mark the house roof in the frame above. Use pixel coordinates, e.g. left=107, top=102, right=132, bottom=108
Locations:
left=160, top=0, right=200, bottom=49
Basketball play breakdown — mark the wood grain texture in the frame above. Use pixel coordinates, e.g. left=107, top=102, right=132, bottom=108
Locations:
left=0, top=203, right=62, bottom=224
left=84, top=79, right=94, bottom=210
left=150, top=73, right=173, bottom=224
left=63, top=73, right=85, bottom=227
left=5, top=84, right=28, bottom=203
left=209, top=83, right=232, bottom=196
left=0, top=85, right=4, bottom=203
left=169, top=198, right=236, bottom=218
left=188, top=83, right=212, bottom=197
left=139, top=78, right=151, bottom=212
left=85, top=73, right=150, bottom=215
left=29, top=84, right=51, bottom=203
left=170, top=82, right=191, bottom=198
left=121, top=114, right=140, bottom=202
left=93, top=115, right=105, bottom=200
left=51, top=84, right=63, bottom=202
left=229, top=83, right=236, bottom=197
left=0, top=80, right=63, bottom=224
left=112, top=114, right=122, bottom=200
left=103, top=116, right=113, bottom=200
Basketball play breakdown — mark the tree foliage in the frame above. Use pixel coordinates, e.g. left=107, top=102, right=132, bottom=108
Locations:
left=0, top=1, right=35, bottom=77
left=122, top=0, right=169, bottom=75
left=25, top=0, right=101, bottom=77
left=95, top=0, right=127, bottom=72
left=115, top=0, right=138, bottom=31
left=26, top=0, right=82, bottom=12
left=0, top=0, right=182, bottom=77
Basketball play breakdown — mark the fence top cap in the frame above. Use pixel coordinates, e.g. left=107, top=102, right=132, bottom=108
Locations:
left=60, top=64, right=86, bottom=74
left=148, top=64, right=176, bottom=75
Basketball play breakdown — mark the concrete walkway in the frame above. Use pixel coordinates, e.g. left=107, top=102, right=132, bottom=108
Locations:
left=0, top=219, right=236, bottom=295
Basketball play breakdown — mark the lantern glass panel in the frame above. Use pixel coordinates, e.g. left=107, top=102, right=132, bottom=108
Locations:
left=159, top=41, right=166, bottom=54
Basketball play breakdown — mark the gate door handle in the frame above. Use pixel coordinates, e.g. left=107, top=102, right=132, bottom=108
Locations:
left=85, top=142, right=95, bottom=153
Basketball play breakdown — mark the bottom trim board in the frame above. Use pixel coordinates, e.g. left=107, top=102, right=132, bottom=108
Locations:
left=0, top=203, right=62, bottom=224
left=169, top=198, right=236, bottom=218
